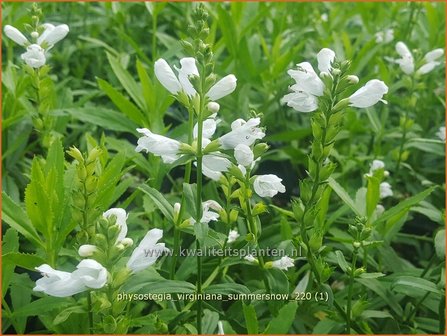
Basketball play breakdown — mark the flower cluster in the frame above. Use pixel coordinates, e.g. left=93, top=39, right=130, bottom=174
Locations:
left=4, top=23, right=69, bottom=68
left=282, top=48, right=388, bottom=112
left=393, top=41, right=444, bottom=75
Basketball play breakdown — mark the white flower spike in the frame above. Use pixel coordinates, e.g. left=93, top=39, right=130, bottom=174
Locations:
left=127, top=228, right=170, bottom=273
left=253, top=174, right=286, bottom=198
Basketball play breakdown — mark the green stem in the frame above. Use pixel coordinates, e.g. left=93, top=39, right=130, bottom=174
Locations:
left=346, top=251, right=358, bottom=334
left=151, top=11, right=158, bottom=62
left=87, top=291, right=93, bottom=334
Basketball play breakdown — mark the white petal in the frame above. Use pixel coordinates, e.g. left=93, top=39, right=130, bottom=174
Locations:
left=103, top=208, right=128, bottom=243
left=424, top=48, right=444, bottom=63
left=349, top=79, right=388, bottom=108
left=317, top=48, right=336, bottom=73
left=154, top=58, right=182, bottom=94
left=4, top=25, right=28, bottom=46
left=38, top=24, right=69, bottom=46
left=207, top=74, right=237, bottom=100
left=176, top=57, right=199, bottom=96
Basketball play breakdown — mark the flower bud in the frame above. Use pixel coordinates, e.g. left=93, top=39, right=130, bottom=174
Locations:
left=173, top=202, right=181, bottom=223
left=353, top=241, right=361, bottom=248
left=4, top=25, right=29, bottom=46
left=116, top=243, right=125, bottom=251
left=347, top=75, right=359, bottom=84
left=121, top=238, right=134, bottom=247
left=67, top=146, right=84, bottom=163
left=207, top=102, right=220, bottom=113
left=31, top=31, right=39, bottom=39
left=332, top=68, right=341, bottom=76
left=78, top=244, right=98, bottom=257
left=87, top=147, right=102, bottom=163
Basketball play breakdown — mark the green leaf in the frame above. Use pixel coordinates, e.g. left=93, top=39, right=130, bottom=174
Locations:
left=375, top=186, right=436, bottom=224
left=205, top=283, right=251, bottom=295
left=334, top=250, right=349, bottom=273
left=263, top=301, right=297, bottom=334
left=2, top=192, right=42, bottom=248
left=12, top=297, right=73, bottom=317
left=361, top=310, right=394, bottom=319
left=202, top=309, right=219, bottom=334
left=59, top=107, right=138, bottom=134
left=328, top=177, right=362, bottom=216
left=130, top=280, right=196, bottom=294
left=97, top=77, right=145, bottom=124
left=359, top=272, right=386, bottom=279
left=356, top=278, right=403, bottom=315
left=53, top=305, right=86, bottom=325
left=194, top=221, right=209, bottom=244
left=366, top=175, right=380, bottom=218
left=3, top=253, right=46, bottom=271
left=435, top=230, right=445, bottom=258
left=392, top=276, right=441, bottom=296
left=2, top=229, right=19, bottom=297
left=139, top=184, right=174, bottom=222
left=243, top=303, right=258, bottom=334
left=183, top=183, right=198, bottom=218
left=106, top=52, right=146, bottom=111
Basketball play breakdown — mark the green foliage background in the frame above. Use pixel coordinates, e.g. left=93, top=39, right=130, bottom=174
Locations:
left=2, top=1, right=446, bottom=334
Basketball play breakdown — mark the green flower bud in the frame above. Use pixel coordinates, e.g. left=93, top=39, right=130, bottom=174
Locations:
left=67, top=146, right=84, bottom=163
left=87, top=147, right=102, bottom=163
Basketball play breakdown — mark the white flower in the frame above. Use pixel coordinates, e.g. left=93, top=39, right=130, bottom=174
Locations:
left=154, top=58, right=183, bottom=94
left=317, top=48, right=336, bottom=74
left=227, top=230, right=240, bottom=243
left=121, top=238, right=134, bottom=247
left=174, top=57, right=199, bottom=96
left=244, top=254, right=257, bottom=263
left=4, top=25, right=29, bottom=46
left=78, top=244, right=98, bottom=257
left=321, top=13, right=328, bottom=22
left=207, top=75, right=237, bottom=100
left=219, top=118, right=265, bottom=150
left=37, top=24, right=69, bottom=47
left=234, top=144, right=254, bottom=167
left=207, top=102, right=220, bottom=113
left=253, top=174, right=286, bottom=198
left=135, top=128, right=181, bottom=164
left=436, top=126, right=446, bottom=141
left=33, top=264, right=85, bottom=297
left=379, top=182, right=393, bottom=199
left=71, top=259, right=107, bottom=289
left=375, top=204, right=385, bottom=216
left=424, top=48, right=444, bottom=63
left=375, top=29, right=394, bottom=44
left=217, top=321, right=225, bottom=335
left=103, top=208, right=128, bottom=243
left=127, top=228, right=169, bottom=273
left=395, top=41, right=415, bottom=75
left=370, top=159, right=385, bottom=174
left=193, top=117, right=219, bottom=140
left=33, top=259, right=107, bottom=297
left=349, top=79, right=388, bottom=108
left=281, top=91, right=319, bottom=113
left=20, top=44, right=46, bottom=68
left=190, top=200, right=223, bottom=225
left=417, top=62, right=440, bottom=75
left=155, top=58, right=236, bottom=100
left=287, top=62, right=325, bottom=97
left=202, top=154, right=231, bottom=181
left=272, top=256, right=294, bottom=271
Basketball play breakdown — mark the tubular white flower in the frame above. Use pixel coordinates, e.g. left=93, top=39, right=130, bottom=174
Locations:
left=72, top=259, right=107, bottom=289
left=253, top=174, right=286, bottom=198
left=395, top=41, right=414, bottom=74
left=154, top=58, right=182, bottom=95
left=217, top=321, right=225, bottom=335
left=424, top=48, right=444, bottom=63
left=206, top=74, right=237, bottom=100
left=379, top=182, right=393, bottom=199
left=234, top=144, right=254, bottom=167
left=78, top=244, right=98, bottom=257
left=349, top=79, right=388, bottom=108
left=287, top=62, right=325, bottom=96
left=436, top=126, right=446, bottom=141
left=375, top=29, right=394, bottom=44
left=103, top=208, right=128, bottom=243
left=135, top=128, right=181, bottom=164
left=127, top=228, right=169, bottom=273
left=272, top=256, right=294, bottom=271
left=33, top=264, right=85, bottom=297
left=244, top=254, right=256, bottom=263
left=189, top=200, right=222, bottom=225
left=202, top=154, right=231, bottom=181
left=317, top=48, right=336, bottom=74
left=175, top=57, right=199, bottom=97
left=38, top=24, right=69, bottom=47
left=219, top=118, right=265, bottom=150
left=416, top=62, right=440, bottom=75
left=227, top=230, right=240, bottom=243
left=20, top=44, right=46, bottom=68
left=4, top=25, right=29, bottom=46
left=281, top=91, right=319, bottom=113
left=193, top=117, right=219, bottom=140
